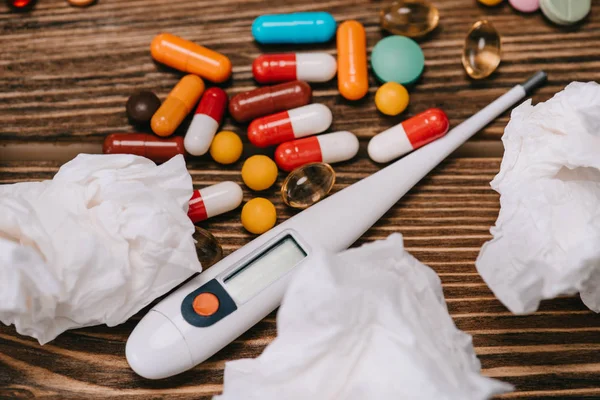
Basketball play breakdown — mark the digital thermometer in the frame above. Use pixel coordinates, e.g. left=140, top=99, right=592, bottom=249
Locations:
left=126, top=71, right=547, bottom=379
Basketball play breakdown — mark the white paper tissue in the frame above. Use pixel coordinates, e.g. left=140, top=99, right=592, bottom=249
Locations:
left=0, top=154, right=201, bottom=344
left=216, top=234, right=511, bottom=400
left=477, top=82, right=600, bottom=314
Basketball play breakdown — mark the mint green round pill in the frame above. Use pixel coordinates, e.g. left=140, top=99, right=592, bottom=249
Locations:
left=540, top=0, right=590, bottom=25
left=371, top=36, right=425, bottom=85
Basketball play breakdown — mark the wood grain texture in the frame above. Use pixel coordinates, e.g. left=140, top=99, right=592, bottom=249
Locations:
left=1, top=0, right=600, bottom=398
left=1, top=158, right=599, bottom=399
left=1, top=0, right=599, bottom=153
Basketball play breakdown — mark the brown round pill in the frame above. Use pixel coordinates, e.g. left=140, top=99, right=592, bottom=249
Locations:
left=103, top=133, right=184, bottom=163
left=126, top=91, right=161, bottom=126
left=228, top=80, right=312, bottom=123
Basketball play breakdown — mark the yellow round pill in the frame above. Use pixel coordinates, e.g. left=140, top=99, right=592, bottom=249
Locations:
left=477, top=0, right=503, bottom=6
left=375, top=82, right=410, bottom=116
left=68, top=0, right=96, bottom=6
left=241, top=155, right=278, bottom=191
left=241, top=198, right=277, bottom=234
left=210, top=131, right=243, bottom=164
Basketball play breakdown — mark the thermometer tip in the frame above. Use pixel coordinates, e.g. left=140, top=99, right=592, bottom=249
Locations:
left=521, top=71, right=548, bottom=95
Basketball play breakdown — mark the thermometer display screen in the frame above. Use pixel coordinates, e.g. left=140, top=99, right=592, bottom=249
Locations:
left=223, top=235, right=307, bottom=304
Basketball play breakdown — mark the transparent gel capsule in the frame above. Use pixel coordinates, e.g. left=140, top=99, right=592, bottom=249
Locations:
left=193, top=226, right=223, bottom=268
left=281, top=163, right=336, bottom=209
left=462, top=20, right=502, bottom=80
left=379, top=0, right=440, bottom=38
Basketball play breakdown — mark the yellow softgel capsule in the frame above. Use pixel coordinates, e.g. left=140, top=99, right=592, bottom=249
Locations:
left=210, top=131, right=243, bottom=164
left=241, top=198, right=277, bottom=234
left=375, top=82, right=410, bottom=116
left=241, top=155, right=278, bottom=191
left=478, top=0, right=503, bottom=5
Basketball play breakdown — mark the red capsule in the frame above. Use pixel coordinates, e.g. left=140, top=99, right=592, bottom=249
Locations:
left=188, top=182, right=243, bottom=223
left=401, top=108, right=449, bottom=149
left=247, top=103, right=333, bottom=148
left=274, top=131, right=359, bottom=171
left=253, top=53, right=296, bottom=84
left=252, top=53, right=337, bottom=84
left=195, top=87, right=227, bottom=122
left=184, top=87, right=228, bottom=156
left=8, top=0, right=36, bottom=9
left=368, top=108, right=450, bottom=163
left=228, top=81, right=312, bottom=123
left=103, top=133, right=185, bottom=163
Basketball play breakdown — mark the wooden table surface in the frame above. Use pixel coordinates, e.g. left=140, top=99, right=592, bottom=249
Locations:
left=1, top=0, right=600, bottom=399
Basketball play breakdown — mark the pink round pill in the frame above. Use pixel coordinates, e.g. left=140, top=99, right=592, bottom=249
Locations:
left=509, top=0, right=539, bottom=13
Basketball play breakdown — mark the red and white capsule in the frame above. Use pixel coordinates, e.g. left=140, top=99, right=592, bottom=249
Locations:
left=188, top=181, right=243, bottom=223
left=252, top=53, right=337, bottom=84
left=275, top=131, right=359, bottom=171
left=184, top=87, right=228, bottom=156
left=368, top=108, right=449, bottom=163
left=248, top=103, right=332, bottom=148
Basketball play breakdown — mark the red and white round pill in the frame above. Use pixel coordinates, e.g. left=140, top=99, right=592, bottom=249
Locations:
left=188, top=181, right=243, bottom=223
left=253, top=53, right=337, bottom=84
left=248, top=103, right=333, bottom=148
left=184, top=87, right=228, bottom=156
left=275, top=131, right=359, bottom=171
left=368, top=108, right=450, bottom=163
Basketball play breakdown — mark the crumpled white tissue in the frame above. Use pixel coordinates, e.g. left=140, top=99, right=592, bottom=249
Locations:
left=0, top=154, right=201, bottom=344
left=216, top=234, right=511, bottom=400
left=477, top=82, right=600, bottom=314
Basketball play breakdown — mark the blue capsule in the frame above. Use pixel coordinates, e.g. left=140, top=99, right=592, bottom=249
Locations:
left=252, top=12, right=337, bottom=44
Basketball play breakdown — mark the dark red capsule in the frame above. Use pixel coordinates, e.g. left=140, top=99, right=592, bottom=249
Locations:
left=103, top=133, right=185, bottom=163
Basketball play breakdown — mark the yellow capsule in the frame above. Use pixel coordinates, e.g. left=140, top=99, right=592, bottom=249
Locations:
left=379, top=0, right=440, bottom=38
left=462, top=20, right=502, bottom=80
left=151, top=75, right=205, bottom=137
left=281, top=163, right=335, bottom=209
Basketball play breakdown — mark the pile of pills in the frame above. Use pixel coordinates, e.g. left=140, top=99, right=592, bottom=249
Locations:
left=17, top=3, right=587, bottom=236
left=10, top=2, right=593, bottom=239
left=100, top=10, right=460, bottom=236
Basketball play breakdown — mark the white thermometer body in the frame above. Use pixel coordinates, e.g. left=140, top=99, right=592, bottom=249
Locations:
left=126, top=72, right=547, bottom=379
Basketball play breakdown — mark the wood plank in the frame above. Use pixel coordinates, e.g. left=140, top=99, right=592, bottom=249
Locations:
left=0, top=157, right=599, bottom=399
left=1, top=0, right=599, bottom=156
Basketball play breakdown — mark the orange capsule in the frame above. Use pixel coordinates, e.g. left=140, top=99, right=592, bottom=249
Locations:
left=151, top=75, right=205, bottom=137
left=151, top=33, right=232, bottom=83
left=337, top=21, right=369, bottom=101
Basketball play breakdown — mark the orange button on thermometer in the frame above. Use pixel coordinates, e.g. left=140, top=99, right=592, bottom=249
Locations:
left=151, top=33, right=232, bottom=83
left=192, top=293, right=220, bottom=317
left=337, top=21, right=369, bottom=101
left=151, top=75, right=205, bottom=137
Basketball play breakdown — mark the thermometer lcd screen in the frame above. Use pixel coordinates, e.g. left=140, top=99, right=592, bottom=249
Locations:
left=223, top=235, right=307, bottom=304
